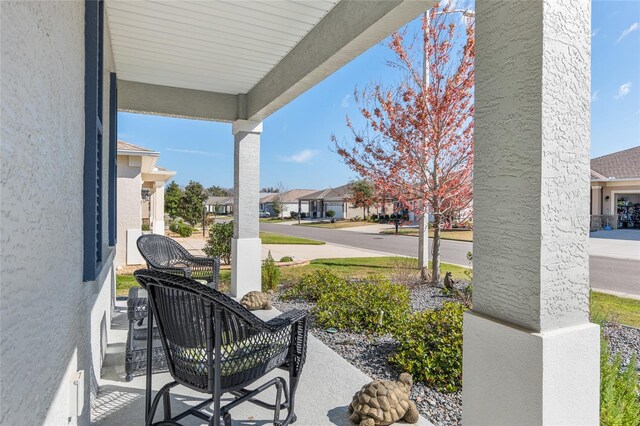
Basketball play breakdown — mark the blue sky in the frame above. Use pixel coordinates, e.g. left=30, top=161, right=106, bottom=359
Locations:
left=118, top=0, right=640, bottom=189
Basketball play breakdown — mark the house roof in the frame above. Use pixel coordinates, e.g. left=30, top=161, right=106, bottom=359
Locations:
left=117, top=140, right=159, bottom=156
left=206, top=196, right=234, bottom=205
left=260, top=189, right=317, bottom=203
left=300, top=184, right=351, bottom=201
left=591, top=146, right=640, bottom=180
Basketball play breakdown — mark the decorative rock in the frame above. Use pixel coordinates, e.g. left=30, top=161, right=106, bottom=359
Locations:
left=240, top=291, right=272, bottom=310
left=349, top=373, right=419, bottom=425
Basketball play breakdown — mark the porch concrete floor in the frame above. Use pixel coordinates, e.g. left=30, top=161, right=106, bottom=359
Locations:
left=93, top=302, right=432, bottom=426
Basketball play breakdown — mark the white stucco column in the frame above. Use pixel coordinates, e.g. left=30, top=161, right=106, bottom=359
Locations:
left=591, top=185, right=602, bottom=216
left=464, top=1, right=599, bottom=425
left=152, top=183, right=165, bottom=235
left=231, top=120, right=263, bottom=297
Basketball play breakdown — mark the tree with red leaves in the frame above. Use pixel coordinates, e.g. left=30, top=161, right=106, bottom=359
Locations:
left=333, top=5, right=474, bottom=282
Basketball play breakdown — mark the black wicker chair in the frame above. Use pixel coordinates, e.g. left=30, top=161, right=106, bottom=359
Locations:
left=134, top=269, right=309, bottom=426
left=125, top=235, right=220, bottom=381
left=137, top=234, right=220, bottom=286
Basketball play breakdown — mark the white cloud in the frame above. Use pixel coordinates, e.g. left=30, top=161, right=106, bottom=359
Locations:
left=614, top=82, right=632, bottom=99
left=591, top=28, right=599, bottom=38
left=617, top=22, right=639, bottom=43
left=281, top=149, right=320, bottom=164
left=166, top=148, right=219, bottom=157
left=341, top=94, right=350, bottom=108
left=591, top=90, right=599, bottom=102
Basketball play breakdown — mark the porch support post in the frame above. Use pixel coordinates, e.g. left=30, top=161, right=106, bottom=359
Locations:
left=152, top=182, right=165, bottom=235
left=591, top=186, right=602, bottom=216
left=231, top=120, right=263, bottom=297
left=464, top=1, right=599, bottom=425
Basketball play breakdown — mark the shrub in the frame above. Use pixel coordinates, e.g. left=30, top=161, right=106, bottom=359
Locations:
left=600, top=337, right=640, bottom=425
left=141, top=223, right=151, bottom=231
left=261, top=251, right=280, bottom=292
left=204, top=220, right=233, bottom=264
left=282, top=269, right=345, bottom=302
left=279, top=256, right=294, bottom=262
left=391, top=302, right=466, bottom=392
left=314, top=274, right=410, bottom=334
left=326, top=210, right=336, bottom=218
left=290, top=211, right=298, bottom=219
left=371, top=214, right=378, bottom=221
left=169, top=220, right=193, bottom=237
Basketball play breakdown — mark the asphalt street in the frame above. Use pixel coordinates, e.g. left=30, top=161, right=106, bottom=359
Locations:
left=260, top=222, right=640, bottom=297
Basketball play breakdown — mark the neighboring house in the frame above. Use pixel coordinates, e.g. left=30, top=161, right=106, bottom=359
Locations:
left=590, top=146, right=640, bottom=230
left=205, top=196, right=234, bottom=215
left=298, top=184, right=352, bottom=219
left=259, top=189, right=316, bottom=218
left=116, top=141, right=175, bottom=267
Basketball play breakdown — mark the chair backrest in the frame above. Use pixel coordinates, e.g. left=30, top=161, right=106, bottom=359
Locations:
left=133, top=270, right=266, bottom=391
left=137, top=234, right=192, bottom=268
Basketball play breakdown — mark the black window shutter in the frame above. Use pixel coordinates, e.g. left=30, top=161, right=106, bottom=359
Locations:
left=108, top=73, right=117, bottom=246
left=83, top=0, right=104, bottom=281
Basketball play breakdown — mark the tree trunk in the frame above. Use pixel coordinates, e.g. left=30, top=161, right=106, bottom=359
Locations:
left=418, top=210, right=429, bottom=281
left=432, top=214, right=441, bottom=283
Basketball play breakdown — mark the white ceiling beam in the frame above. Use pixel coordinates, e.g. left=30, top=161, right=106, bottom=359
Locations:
left=246, top=0, right=433, bottom=121
left=118, top=80, right=239, bottom=122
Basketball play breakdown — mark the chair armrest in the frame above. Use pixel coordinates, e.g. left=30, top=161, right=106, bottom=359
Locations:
left=153, top=265, right=191, bottom=278
left=263, top=309, right=308, bottom=332
left=181, top=256, right=221, bottom=287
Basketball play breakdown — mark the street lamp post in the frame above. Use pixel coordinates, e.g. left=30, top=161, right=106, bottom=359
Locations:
left=202, top=200, right=206, bottom=237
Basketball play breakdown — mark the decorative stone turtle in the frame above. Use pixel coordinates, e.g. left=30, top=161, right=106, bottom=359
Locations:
left=240, top=290, right=272, bottom=311
left=349, top=373, right=419, bottom=426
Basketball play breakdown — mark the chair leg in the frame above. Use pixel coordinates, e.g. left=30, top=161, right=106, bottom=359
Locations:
left=284, top=374, right=300, bottom=425
left=209, top=391, right=221, bottom=426
left=273, top=378, right=284, bottom=425
left=163, top=390, right=172, bottom=420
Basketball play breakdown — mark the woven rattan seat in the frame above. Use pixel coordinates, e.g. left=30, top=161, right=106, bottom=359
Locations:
left=134, top=270, right=308, bottom=426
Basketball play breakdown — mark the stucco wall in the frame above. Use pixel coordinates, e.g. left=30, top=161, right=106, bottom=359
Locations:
left=116, top=155, right=142, bottom=266
left=1, top=2, right=115, bottom=424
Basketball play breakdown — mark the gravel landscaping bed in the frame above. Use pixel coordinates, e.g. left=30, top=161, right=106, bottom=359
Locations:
left=274, top=284, right=465, bottom=425
left=603, top=322, right=640, bottom=372
left=274, top=283, right=640, bottom=426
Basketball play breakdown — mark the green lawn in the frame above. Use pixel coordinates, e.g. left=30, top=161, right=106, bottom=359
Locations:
left=116, top=274, right=140, bottom=297
left=296, top=220, right=374, bottom=229
left=277, top=257, right=470, bottom=284
left=259, top=231, right=325, bottom=245
left=591, top=291, right=640, bottom=328
left=259, top=218, right=289, bottom=223
left=380, top=228, right=473, bottom=242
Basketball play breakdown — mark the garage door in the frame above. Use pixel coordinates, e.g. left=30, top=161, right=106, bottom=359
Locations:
left=326, top=204, right=343, bottom=219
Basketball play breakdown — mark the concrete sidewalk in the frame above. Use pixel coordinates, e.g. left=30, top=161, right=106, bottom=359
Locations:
left=174, top=237, right=399, bottom=261
left=94, top=304, right=432, bottom=425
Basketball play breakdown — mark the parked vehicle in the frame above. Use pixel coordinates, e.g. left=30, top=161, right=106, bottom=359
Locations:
left=259, top=210, right=271, bottom=218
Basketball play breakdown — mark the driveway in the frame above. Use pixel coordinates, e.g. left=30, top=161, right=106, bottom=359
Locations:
left=590, top=230, right=640, bottom=261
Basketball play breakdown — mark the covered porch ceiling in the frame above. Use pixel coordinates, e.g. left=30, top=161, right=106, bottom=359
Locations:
left=108, top=0, right=432, bottom=122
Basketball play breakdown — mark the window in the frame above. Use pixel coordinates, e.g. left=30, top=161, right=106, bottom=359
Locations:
left=108, top=73, right=117, bottom=246
left=83, top=0, right=104, bottom=281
